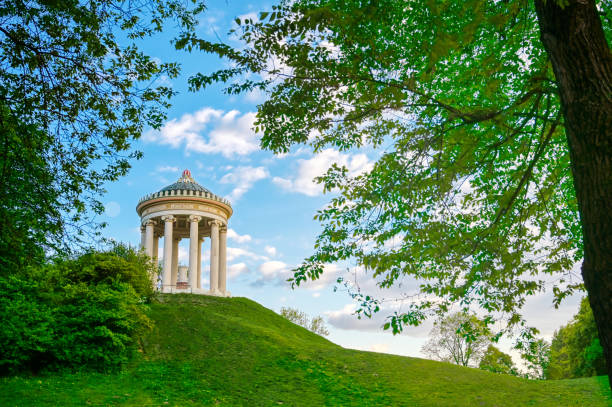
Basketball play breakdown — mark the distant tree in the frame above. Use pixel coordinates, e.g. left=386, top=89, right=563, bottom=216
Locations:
left=0, top=0, right=205, bottom=271
left=280, top=307, right=330, bottom=336
left=479, top=345, right=519, bottom=376
left=548, top=298, right=606, bottom=379
left=520, top=338, right=550, bottom=380
left=422, top=312, right=491, bottom=367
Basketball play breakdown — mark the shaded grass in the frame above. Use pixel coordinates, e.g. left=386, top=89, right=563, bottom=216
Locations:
left=1, top=294, right=610, bottom=406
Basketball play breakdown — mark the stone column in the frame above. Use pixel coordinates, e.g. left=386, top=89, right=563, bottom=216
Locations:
left=171, top=238, right=180, bottom=288
left=219, top=226, right=227, bottom=294
left=140, top=226, right=146, bottom=250
left=189, top=215, right=201, bottom=290
left=151, top=233, right=160, bottom=290
left=144, top=220, right=155, bottom=258
left=152, top=234, right=159, bottom=265
left=161, top=215, right=175, bottom=293
left=209, top=220, right=221, bottom=293
left=197, top=237, right=204, bottom=289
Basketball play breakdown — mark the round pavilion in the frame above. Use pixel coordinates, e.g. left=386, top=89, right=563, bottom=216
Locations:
left=136, top=169, right=232, bottom=296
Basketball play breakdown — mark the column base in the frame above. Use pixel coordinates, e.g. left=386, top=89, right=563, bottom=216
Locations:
left=159, top=286, right=231, bottom=297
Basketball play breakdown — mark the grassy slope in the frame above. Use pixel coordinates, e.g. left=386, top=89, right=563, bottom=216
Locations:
left=1, top=294, right=610, bottom=406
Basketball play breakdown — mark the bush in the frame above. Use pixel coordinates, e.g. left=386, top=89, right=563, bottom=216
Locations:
left=0, top=245, right=154, bottom=374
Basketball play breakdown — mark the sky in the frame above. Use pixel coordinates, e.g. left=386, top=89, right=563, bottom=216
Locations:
left=99, top=1, right=583, bottom=362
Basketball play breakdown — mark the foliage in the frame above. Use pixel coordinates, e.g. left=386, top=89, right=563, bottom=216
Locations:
left=548, top=297, right=607, bottom=379
left=479, top=345, right=519, bottom=376
left=187, top=0, right=612, bottom=341
left=0, top=294, right=609, bottom=406
left=421, top=312, right=491, bottom=367
left=0, top=245, right=153, bottom=374
left=0, top=0, right=205, bottom=270
left=0, top=108, right=57, bottom=271
left=280, top=306, right=330, bottom=336
left=520, top=338, right=550, bottom=380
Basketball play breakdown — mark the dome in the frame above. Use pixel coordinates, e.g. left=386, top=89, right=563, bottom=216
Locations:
left=137, top=169, right=231, bottom=208
left=159, top=169, right=212, bottom=193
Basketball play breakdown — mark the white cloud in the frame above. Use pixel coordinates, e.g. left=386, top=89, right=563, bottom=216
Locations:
left=251, top=260, right=292, bottom=287
left=177, top=246, right=188, bottom=265
left=273, top=148, right=373, bottom=196
left=325, top=302, right=432, bottom=336
left=144, top=107, right=259, bottom=158
left=227, top=247, right=267, bottom=262
left=228, top=262, right=250, bottom=278
left=104, top=201, right=121, bottom=218
left=301, top=264, right=343, bottom=291
left=259, top=260, right=289, bottom=277
left=220, top=166, right=269, bottom=201
left=227, top=229, right=252, bottom=243
left=251, top=261, right=341, bottom=290
left=264, top=245, right=277, bottom=257
left=156, top=165, right=180, bottom=173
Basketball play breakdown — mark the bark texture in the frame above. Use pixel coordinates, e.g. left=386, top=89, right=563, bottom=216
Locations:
left=534, top=0, right=612, bottom=386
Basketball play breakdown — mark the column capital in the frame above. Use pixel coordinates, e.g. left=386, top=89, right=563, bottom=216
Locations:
left=143, top=219, right=156, bottom=226
left=220, top=225, right=227, bottom=233
left=161, top=215, right=176, bottom=223
left=208, top=219, right=222, bottom=227
left=189, top=215, right=202, bottom=223
left=140, top=225, right=146, bottom=232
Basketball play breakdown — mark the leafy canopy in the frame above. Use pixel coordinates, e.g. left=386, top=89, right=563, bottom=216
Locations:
left=188, top=0, right=612, bottom=338
left=0, top=0, right=204, bottom=269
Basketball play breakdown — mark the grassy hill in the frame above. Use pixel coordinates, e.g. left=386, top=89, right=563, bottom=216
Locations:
left=1, top=294, right=610, bottom=406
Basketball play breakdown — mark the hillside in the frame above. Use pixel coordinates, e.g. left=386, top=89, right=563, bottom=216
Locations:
left=1, top=294, right=610, bottom=406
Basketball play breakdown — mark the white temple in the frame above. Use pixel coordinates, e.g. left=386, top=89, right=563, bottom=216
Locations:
left=136, top=169, right=232, bottom=296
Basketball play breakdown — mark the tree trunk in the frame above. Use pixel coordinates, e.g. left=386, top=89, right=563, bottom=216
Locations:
left=534, top=0, right=612, bottom=387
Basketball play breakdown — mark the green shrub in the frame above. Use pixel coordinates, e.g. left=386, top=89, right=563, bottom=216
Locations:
left=0, top=245, right=154, bottom=374
left=0, top=271, right=55, bottom=373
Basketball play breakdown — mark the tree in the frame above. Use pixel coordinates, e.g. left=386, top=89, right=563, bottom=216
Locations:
left=548, top=297, right=606, bottom=379
left=280, top=306, right=330, bottom=336
left=189, top=0, right=612, bottom=384
left=521, top=338, right=550, bottom=380
left=421, top=312, right=491, bottom=367
left=0, top=0, right=205, bottom=270
left=479, top=345, right=519, bottom=376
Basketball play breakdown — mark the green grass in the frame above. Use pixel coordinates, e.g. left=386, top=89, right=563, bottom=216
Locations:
left=1, top=294, right=610, bottom=406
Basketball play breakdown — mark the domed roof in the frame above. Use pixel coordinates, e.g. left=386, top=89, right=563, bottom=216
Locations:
left=159, top=169, right=211, bottom=193
left=137, top=169, right=231, bottom=208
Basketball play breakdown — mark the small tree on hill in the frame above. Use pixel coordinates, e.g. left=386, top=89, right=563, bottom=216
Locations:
left=280, top=307, right=330, bottom=336
left=422, top=312, right=491, bottom=367
left=520, top=338, right=551, bottom=380
left=479, top=345, right=519, bottom=376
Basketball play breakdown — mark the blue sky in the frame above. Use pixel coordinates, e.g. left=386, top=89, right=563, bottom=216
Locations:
left=99, top=1, right=582, bottom=360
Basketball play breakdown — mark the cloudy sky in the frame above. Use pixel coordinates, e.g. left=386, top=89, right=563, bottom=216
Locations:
left=100, top=1, right=583, bottom=361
